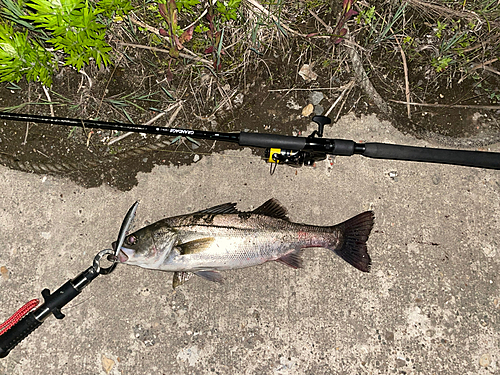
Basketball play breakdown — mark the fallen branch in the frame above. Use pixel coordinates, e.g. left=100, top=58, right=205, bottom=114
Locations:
left=408, top=0, right=500, bottom=27
left=392, top=34, right=411, bottom=119
left=346, top=34, right=392, bottom=116
left=389, top=99, right=500, bottom=111
left=325, top=80, right=355, bottom=117
left=268, top=84, right=351, bottom=92
left=117, top=42, right=212, bottom=65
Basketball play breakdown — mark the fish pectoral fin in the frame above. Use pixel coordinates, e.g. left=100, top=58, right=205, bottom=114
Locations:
left=194, top=270, right=224, bottom=283
left=178, top=237, right=215, bottom=254
left=276, top=248, right=304, bottom=269
left=172, top=271, right=194, bottom=289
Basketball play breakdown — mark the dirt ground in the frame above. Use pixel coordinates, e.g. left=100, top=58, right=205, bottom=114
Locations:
left=1, top=0, right=499, bottom=191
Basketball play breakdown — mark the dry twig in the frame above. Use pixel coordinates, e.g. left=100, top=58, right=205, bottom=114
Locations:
left=389, top=99, right=500, bottom=111
left=107, top=102, right=182, bottom=145
left=127, top=13, right=210, bottom=64
left=325, top=80, right=355, bottom=117
left=244, top=0, right=306, bottom=37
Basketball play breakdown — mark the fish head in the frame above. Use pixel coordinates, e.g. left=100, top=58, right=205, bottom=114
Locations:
left=116, top=224, right=177, bottom=268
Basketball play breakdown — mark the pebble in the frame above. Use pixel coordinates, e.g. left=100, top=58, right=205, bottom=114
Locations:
left=193, top=154, right=200, bottom=162
left=479, top=353, right=491, bottom=367
left=309, top=91, right=324, bottom=105
left=302, top=104, right=314, bottom=117
left=233, top=93, right=244, bottom=105
left=298, top=64, right=318, bottom=82
left=1, top=266, right=8, bottom=280
left=314, top=104, right=324, bottom=116
left=388, top=171, right=398, bottom=180
left=102, top=355, right=115, bottom=374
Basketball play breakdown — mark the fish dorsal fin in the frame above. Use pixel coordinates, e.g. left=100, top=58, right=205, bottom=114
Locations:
left=195, top=202, right=239, bottom=215
left=178, top=238, right=215, bottom=254
left=172, top=271, right=194, bottom=289
left=252, top=199, right=289, bottom=220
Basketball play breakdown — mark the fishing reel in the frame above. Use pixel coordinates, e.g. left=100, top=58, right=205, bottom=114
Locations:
left=265, top=148, right=328, bottom=167
left=265, top=115, right=331, bottom=168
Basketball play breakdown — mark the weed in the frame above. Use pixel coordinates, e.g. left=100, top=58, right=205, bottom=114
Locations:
left=357, top=5, right=375, bottom=26
left=0, top=0, right=131, bottom=86
left=435, top=20, right=446, bottom=38
left=332, top=0, right=358, bottom=44
left=0, top=22, right=55, bottom=85
left=216, top=0, right=241, bottom=22
left=431, top=55, right=453, bottom=72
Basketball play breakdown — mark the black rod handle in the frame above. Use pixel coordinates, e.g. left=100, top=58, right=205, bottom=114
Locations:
left=362, top=143, right=500, bottom=169
left=0, top=313, right=42, bottom=358
left=239, top=132, right=306, bottom=149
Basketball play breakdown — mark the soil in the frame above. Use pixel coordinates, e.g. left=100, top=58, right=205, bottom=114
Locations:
left=1, top=31, right=499, bottom=191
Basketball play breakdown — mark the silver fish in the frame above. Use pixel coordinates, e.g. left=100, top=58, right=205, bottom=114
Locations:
left=117, top=199, right=374, bottom=288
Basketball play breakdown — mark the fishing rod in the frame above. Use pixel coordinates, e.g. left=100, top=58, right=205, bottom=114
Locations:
left=1, top=111, right=500, bottom=170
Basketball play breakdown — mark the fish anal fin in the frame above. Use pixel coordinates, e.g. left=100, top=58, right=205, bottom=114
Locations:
left=276, top=248, right=303, bottom=269
left=172, top=271, right=194, bottom=289
left=179, top=237, right=215, bottom=254
left=252, top=198, right=289, bottom=220
left=195, top=270, right=224, bottom=283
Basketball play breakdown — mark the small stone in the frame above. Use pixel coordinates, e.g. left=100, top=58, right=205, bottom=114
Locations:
left=102, top=355, right=115, bottom=374
left=40, top=232, right=51, bottom=240
left=385, top=331, right=394, bottom=341
left=313, top=104, right=324, bottom=116
left=395, top=357, right=406, bottom=367
left=193, top=154, right=200, bottom=162
left=309, top=91, right=324, bottom=105
left=298, top=64, right=318, bottom=82
left=1, top=266, right=8, bottom=280
left=479, top=353, right=491, bottom=367
left=302, top=104, right=314, bottom=117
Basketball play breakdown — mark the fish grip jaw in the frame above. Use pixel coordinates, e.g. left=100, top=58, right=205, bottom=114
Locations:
left=0, top=249, right=115, bottom=358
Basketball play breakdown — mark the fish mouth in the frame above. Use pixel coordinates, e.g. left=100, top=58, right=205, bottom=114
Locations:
left=112, top=241, right=131, bottom=263
left=117, top=250, right=129, bottom=263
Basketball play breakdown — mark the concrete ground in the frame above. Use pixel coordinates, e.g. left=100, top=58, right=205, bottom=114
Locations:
left=0, top=113, right=499, bottom=375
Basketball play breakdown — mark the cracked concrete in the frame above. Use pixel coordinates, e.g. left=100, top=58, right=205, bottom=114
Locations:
left=0, top=113, right=499, bottom=374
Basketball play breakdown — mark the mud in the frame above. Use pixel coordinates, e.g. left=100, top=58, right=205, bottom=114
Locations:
left=0, top=42, right=499, bottom=190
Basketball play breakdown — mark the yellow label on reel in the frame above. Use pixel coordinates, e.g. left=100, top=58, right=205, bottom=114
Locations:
left=267, top=148, right=282, bottom=163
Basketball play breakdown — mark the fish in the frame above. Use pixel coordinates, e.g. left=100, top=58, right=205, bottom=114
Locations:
left=117, top=199, right=374, bottom=288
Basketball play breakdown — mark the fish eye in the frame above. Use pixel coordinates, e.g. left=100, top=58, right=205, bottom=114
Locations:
left=125, top=235, right=137, bottom=246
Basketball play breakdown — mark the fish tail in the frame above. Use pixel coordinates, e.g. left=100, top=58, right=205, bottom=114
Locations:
left=331, top=211, right=374, bottom=272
